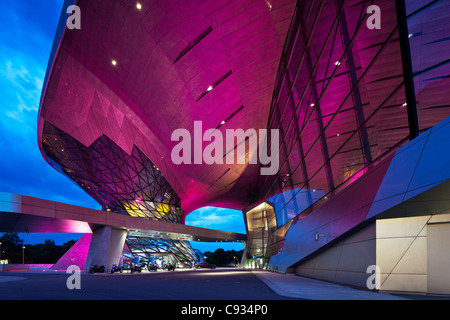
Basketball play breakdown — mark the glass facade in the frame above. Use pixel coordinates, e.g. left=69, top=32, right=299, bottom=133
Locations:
left=124, top=236, right=199, bottom=268
left=43, top=122, right=183, bottom=222
left=257, top=0, right=450, bottom=247
left=42, top=121, right=198, bottom=265
left=243, top=202, right=277, bottom=268
left=406, top=0, right=450, bottom=132
left=38, top=0, right=449, bottom=270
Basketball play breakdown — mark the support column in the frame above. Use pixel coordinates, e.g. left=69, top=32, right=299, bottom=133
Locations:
left=299, top=11, right=335, bottom=193
left=395, top=0, right=419, bottom=140
left=242, top=202, right=277, bottom=268
left=84, top=226, right=127, bottom=273
left=336, top=0, right=373, bottom=165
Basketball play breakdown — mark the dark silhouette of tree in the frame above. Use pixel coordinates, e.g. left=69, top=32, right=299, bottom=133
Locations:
left=0, top=233, right=22, bottom=263
left=204, top=248, right=243, bottom=266
left=0, top=233, right=77, bottom=264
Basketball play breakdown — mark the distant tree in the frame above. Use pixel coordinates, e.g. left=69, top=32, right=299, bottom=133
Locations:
left=204, top=248, right=243, bottom=266
left=0, top=233, right=78, bottom=264
left=0, top=233, right=22, bottom=263
left=60, top=240, right=76, bottom=256
left=26, top=239, right=59, bottom=263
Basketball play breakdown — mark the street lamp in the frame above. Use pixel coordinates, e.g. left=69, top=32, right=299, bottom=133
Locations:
left=22, top=229, right=29, bottom=264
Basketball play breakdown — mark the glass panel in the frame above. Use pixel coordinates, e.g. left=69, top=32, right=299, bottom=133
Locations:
left=260, top=0, right=449, bottom=229
left=407, top=0, right=450, bottom=131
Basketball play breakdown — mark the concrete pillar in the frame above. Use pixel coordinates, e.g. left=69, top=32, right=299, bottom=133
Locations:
left=240, top=241, right=248, bottom=266
left=84, top=226, right=127, bottom=273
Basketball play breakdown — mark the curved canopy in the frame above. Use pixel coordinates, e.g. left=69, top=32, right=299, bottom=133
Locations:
left=38, top=0, right=297, bottom=216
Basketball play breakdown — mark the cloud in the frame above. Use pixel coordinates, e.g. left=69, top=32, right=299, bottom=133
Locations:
left=0, top=3, right=247, bottom=254
left=186, top=207, right=246, bottom=253
left=0, top=59, right=44, bottom=124
left=0, top=0, right=63, bottom=125
left=0, top=1, right=99, bottom=210
left=185, top=206, right=245, bottom=233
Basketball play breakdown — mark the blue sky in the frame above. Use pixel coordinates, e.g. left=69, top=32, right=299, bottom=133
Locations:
left=0, top=1, right=244, bottom=253
left=184, top=207, right=245, bottom=253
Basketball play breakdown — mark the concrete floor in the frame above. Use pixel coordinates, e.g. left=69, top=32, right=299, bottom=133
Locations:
left=0, top=268, right=447, bottom=301
left=0, top=268, right=293, bottom=300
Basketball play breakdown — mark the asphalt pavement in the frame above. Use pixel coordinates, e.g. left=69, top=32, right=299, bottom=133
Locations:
left=0, top=268, right=294, bottom=300
left=0, top=267, right=447, bottom=301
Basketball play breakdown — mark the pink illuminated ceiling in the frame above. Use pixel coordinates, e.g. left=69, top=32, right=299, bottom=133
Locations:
left=38, top=0, right=297, bottom=214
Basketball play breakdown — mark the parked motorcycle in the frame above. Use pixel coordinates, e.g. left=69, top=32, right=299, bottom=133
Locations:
left=89, top=264, right=105, bottom=273
left=148, top=263, right=158, bottom=271
left=111, top=264, right=123, bottom=273
left=167, top=263, right=176, bottom=271
left=131, top=263, right=142, bottom=273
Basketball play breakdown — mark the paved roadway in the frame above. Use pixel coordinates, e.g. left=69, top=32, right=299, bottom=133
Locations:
left=0, top=268, right=297, bottom=300
left=0, top=267, right=447, bottom=319
left=1, top=267, right=448, bottom=302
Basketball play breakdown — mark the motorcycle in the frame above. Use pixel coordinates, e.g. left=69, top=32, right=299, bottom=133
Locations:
left=111, top=264, right=123, bottom=273
left=131, top=263, right=142, bottom=273
left=148, top=263, right=158, bottom=271
left=89, top=264, right=105, bottom=273
left=167, top=263, right=176, bottom=271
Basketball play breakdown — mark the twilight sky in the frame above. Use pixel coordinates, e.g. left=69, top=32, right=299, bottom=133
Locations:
left=0, top=1, right=244, bottom=253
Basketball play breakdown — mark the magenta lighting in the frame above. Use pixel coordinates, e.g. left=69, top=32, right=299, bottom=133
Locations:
left=31, top=0, right=450, bottom=293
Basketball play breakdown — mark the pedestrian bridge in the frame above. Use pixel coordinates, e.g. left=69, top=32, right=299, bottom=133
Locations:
left=0, top=192, right=246, bottom=243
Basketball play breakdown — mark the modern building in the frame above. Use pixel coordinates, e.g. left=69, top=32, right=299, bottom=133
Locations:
left=32, top=0, right=450, bottom=294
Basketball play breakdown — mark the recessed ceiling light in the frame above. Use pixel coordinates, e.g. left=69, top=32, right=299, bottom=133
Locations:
left=221, top=120, right=226, bottom=125
left=111, top=59, right=117, bottom=66
left=335, top=61, right=341, bottom=66
left=206, top=85, right=213, bottom=92
left=310, top=103, right=315, bottom=107
left=136, top=3, right=142, bottom=10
